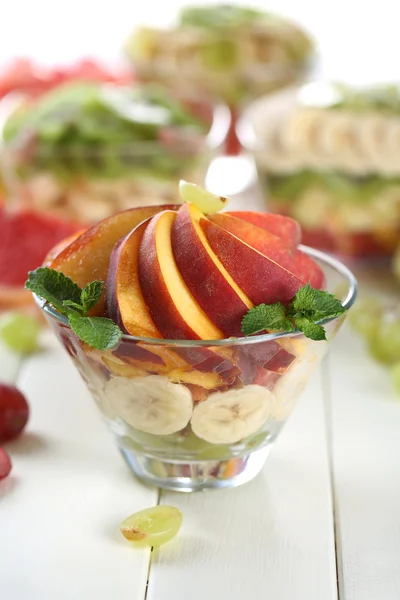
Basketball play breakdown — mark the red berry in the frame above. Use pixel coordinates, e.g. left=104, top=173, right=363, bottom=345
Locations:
left=0, top=383, right=29, bottom=443
left=0, top=448, right=12, bottom=480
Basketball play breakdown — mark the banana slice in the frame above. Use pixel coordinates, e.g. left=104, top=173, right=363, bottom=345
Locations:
left=105, top=375, right=193, bottom=435
left=191, top=385, right=275, bottom=445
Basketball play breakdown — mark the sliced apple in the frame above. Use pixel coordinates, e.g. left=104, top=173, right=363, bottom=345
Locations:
left=227, top=211, right=301, bottom=249
left=171, top=203, right=252, bottom=337
left=50, top=204, right=178, bottom=314
left=138, top=209, right=224, bottom=340
left=209, top=213, right=325, bottom=288
left=106, top=219, right=160, bottom=338
left=201, top=218, right=305, bottom=306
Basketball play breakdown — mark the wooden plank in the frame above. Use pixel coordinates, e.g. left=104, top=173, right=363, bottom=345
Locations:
left=147, top=368, right=338, bottom=600
left=0, top=332, right=157, bottom=600
left=329, top=321, right=400, bottom=600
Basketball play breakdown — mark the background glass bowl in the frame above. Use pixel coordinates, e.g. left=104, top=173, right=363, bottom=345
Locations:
left=35, top=246, right=357, bottom=492
left=0, top=93, right=230, bottom=225
left=237, top=86, right=400, bottom=258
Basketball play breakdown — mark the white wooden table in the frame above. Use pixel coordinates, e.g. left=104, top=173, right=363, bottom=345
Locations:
left=1, top=249, right=399, bottom=600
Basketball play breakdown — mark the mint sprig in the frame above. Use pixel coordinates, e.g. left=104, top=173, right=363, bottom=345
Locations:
left=241, top=283, right=345, bottom=341
left=26, top=268, right=123, bottom=350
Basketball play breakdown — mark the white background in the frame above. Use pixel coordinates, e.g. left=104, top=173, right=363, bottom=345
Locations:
left=1, top=0, right=400, bottom=85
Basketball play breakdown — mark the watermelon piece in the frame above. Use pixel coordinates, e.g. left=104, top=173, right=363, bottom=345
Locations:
left=0, top=207, right=82, bottom=287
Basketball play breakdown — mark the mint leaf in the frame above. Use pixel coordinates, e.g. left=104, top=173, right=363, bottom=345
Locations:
left=69, top=314, right=122, bottom=350
left=81, top=281, right=104, bottom=314
left=62, top=300, right=84, bottom=314
left=310, top=289, right=346, bottom=320
left=25, top=267, right=82, bottom=313
left=291, top=282, right=345, bottom=321
left=295, top=317, right=327, bottom=341
left=242, top=303, right=294, bottom=336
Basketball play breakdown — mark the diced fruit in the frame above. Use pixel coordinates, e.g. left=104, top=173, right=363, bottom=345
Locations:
left=0, top=383, right=29, bottom=443
left=0, top=448, right=12, bottom=480
left=227, top=211, right=301, bottom=249
left=171, top=203, right=252, bottom=336
left=50, top=205, right=178, bottom=315
left=201, top=218, right=305, bottom=305
left=0, top=311, right=41, bottom=354
left=190, top=385, right=276, bottom=444
left=0, top=207, right=82, bottom=287
left=106, top=219, right=160, bottom=337
left=179, top=180, right=228, bottom=213
left=138, top=210, right=223, bottom=340
left=120, top=505, right=182, bottom=547
left=208, top=212, right=325, bottom=288
left=105, top=375, right=193, bottom=435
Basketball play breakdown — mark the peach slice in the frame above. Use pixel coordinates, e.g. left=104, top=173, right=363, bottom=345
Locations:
left=227, top=211, right=301, bottom=249
left=201, top=218, right=305, bottom=306
left=106, top=219, right=160, bottom=338
left=138, top=210, right=223, bottom=340
left=171, top=203, right=252, bottom=337
left=209, top=213, right=325, bottom=288
left=50, top=205, right=178, bottom=314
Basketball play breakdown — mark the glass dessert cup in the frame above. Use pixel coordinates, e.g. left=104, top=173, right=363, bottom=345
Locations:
left=237, top=82, right=400, bottom=258
left=0, top=91, right=230, bottom=224
left=34, top=246, right=357, bottom=492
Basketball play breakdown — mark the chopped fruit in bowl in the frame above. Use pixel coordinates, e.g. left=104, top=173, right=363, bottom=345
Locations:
left=1, top=83, right=229, bottom=225
left=124, top=4, right=314, bottom=107
left=238, top=81, right=400, bottom=258
left=25, top=182, right=357, bottom=491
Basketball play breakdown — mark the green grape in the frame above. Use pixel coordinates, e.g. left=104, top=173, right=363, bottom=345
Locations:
left=0, top=311, right=41, bottom=354
left=348, top=298, right=383, bottom=340
left=391, top=362, right=400, bottom=395
left=368, top=319, right=400, bottom=365
left=120, top=506, right=182, bottom=547
left=179, top=180, right=227, bottom=214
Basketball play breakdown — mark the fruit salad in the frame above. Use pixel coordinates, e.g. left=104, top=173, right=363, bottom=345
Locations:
left=125, top=4, right=313, bottom=107
left=1, top=82, right=226, bottom=224
left=238, top=81, right=400, bottom=257
left=27, top=183, right=356, bottom=490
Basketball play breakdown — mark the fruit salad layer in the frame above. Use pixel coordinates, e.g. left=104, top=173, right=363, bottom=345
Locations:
left=241, top=82, right=400, bottom=256
left=125, top=4, right=313, bottom=105
left=1, top=83, right=212, bottom=224
left=27, top=184, right=346, bottom=459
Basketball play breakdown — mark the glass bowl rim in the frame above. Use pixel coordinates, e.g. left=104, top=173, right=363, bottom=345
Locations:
left=34, top=244, right=357, bottom=348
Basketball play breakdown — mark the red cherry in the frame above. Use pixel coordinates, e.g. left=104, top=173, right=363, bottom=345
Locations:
left=0, top=383, right=29, bottom=443
left=0, top=448, right=12, bottom=480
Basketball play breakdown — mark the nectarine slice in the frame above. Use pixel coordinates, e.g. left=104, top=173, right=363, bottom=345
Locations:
left=171, top=203, right=252, bottom=337
left=139, top=210, right=223, bottom=340
left=227, top=211, right=301, bottom=249
left=201, top=218, right=304, bottom=306
left=209, top=213, right=325, bottom=289
left=50, top=205, right=178, bottom=315
left=106, top=219, right=160, bottom=338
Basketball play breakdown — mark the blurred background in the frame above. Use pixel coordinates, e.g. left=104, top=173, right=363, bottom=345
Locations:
left=0, top=0, right=399, bottom=391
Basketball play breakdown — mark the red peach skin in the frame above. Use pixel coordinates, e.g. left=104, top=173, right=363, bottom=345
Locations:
left=209, top=213, right=325, bottom=288
left=227, top=211, right=301, bottom=249
left=171, top=203, right=252, bottom=337
left=201, top=218, right=305, bottom=306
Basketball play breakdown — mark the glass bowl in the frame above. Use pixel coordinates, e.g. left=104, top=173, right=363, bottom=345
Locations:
left=0, top=88, right=230, bottom=224
left=34, top=246, right=357, bottom=492
left=237, top=83, right=400, bottom=258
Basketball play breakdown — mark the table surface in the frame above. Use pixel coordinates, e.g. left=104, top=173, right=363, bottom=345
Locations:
left=1, top=171, right=399, bottom=600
